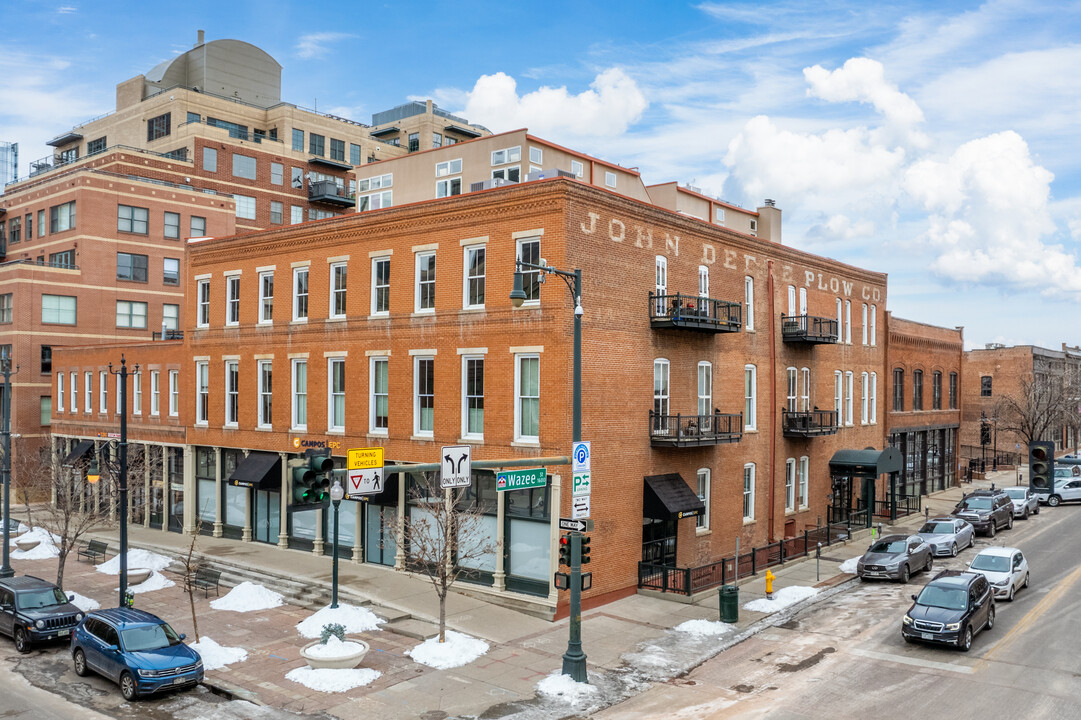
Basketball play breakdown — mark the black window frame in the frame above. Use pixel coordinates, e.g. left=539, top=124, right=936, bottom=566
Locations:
left=912, top=370, right=923, bottom=411
left=309, top=133, right=325, bottom=157
left=980, top=376, right=992, bottom=397
left=117, top=252, right=149, bottom=283
left=117, top=205, right=149, bottom=235
left=932, top=371, right=942, bottom=410
left=893, top=368, right=904, bottom=412
left=330, top=138, right=345, bottom=162
left=147, top=112, right=171, bottom=142
left=949, top=372, right=958, bottom=409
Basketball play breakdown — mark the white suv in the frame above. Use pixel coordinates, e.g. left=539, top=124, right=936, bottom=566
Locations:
left=1034, top=477, right=1081, bottom=506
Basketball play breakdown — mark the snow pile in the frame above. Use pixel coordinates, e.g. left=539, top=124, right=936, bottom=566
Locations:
left=190, top=637, right=248, bottom=671
left=305, top=636, right=367, bottom=659
left=406, top=630, right=489, bottom=669
left=743, top=585, right=820, bottom=613
left=839, top=557, right=860, bottom=574
left=10, top=527, right=60, bottom=560
left=123, top=571, right=175, bottom=594
left=69, top=592, right=100, bottom=612
left=96, top=548, right=173, bottom=575
left=297, top=604, right=382, bottom=639
left=285, top=666, right=380, bottom=693
left=210, top=581, right=283, bottom=613
left=536, top=672, right=599, bottom=706
left=673, top=618, right=733, bottom=637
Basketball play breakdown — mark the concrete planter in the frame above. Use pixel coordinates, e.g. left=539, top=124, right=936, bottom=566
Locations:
left=300, top=639, right=370, bottom=670
left=127, top=568, right=153, bottom=585
left=14, top=537, right=40, bottom=551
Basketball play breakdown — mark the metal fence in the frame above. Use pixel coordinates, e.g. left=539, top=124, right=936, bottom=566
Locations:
left=638, top=512, right=864, bottom=596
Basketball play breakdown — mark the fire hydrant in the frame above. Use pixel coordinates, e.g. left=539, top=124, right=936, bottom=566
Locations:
left=765, top=569, right=775, bottom=600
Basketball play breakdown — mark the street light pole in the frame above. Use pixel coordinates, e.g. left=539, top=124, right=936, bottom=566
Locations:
left=330, top=480, right=344, bottom=609
left=108, top=356, right=137, bottom=607
left=511, top=260, right=586, bottom=682
left=1, top=358, right=20, bottom=579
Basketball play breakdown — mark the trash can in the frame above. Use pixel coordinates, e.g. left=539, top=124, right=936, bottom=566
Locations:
left=719, top=585, right=739, bottom=623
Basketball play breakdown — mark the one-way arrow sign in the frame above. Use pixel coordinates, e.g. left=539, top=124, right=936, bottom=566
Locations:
left=558, top=517, right=593, bottom=532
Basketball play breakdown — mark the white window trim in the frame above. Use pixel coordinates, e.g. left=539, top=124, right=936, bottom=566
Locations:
left=196, top=279, right=210, bottom=328
left=743, top=463, right=756, bottom=522
left=845, top=371, right=854, bottom=426
left=69, top=371, right=77, bottom=414
left=515, top=238, right=541, bottom=307
left=463, top=244, right=486, bottom=310
left=744, top=364, right=757, bottom=431
left=369, top=356, right=389, bottom=434
left=224, top=361, right=238, bottom=426
left=195, top=362, right=208, bottom=425
left=115, top=374, right=121, bottom=413
left=292, top=267, right=309, bottom=323
left=258, top=271, right=273, bottom=325
left=744, top=276, right=754, bottom=331
left=653, top=358, right=670, bottom=426
left=798, top=456, right=809, bottom=510
left=785, top=458, right=796, bottom=512
left=257, top=360, right=272, bottom=429
left=861, top=303, right=869, bottom=345
left=870, top=304, right=878, bottom=346
left=861, top=371, right=869, bottom=425
left=844, top=300, right=852, bottom=344
left=698, top=266, right=709, bottom=298
left=150, top=370, right=160, bottom=416
left=654, top=255, right=667, bottom=314
left=461, top=354, right=484, bottom=441
left=84, top=372, right=92, bottom=414
left=169, top=369, right=179, bottom=417
left=514, top=353, right=540, bottom=443
left=413, top=355, right=435, bottom=437
left=414, top=251, right=436, bottom=314
left=226, top=275, right=240, bottom=327
left=330, top=261, right=348, bottom=320
left=696, top=467, right=710, bottom=532
left=800, top=367, right=810, bottom=412
left=326, top=357, right=345, bottom=432
left=786, top=366, right=798, bottom=412
left=834, top=370, right=843, bottom=422
left=57, top=373, right=64, bottom=412
left=870, top=372, right=878, bottom=424
left=99, top=371, right=107, bottom=413
left=697, top=361, right=712, bottom=417
left=605, top=170, right=617, bottom=188
left=132, top=371, right=141, bottom=416
left=291, top=359, right=308, bottom=431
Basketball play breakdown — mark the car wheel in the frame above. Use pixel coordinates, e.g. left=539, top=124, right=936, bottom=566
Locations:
left=950, top=542, right=958, bottom=557
left=1022, top=508, right=1029, bottom=520
left=13, top=627, right=30, bottom=654
left=959, top=626, right=973, bottom=652
left=925, top=555, right=934, bottom=573
left=903, top=632, right=914, bottom=644
left=988, top=523, right=996, bottom=538
left=73, top=649, right=89, bottom=677
left=1049, top=495, right=1062, bottom=507
left=1023, top=572, right=1030, bottom=588
left=120, top=672, right=138, bottom=701
left=1007, top=515, right=1013, bottom=530
left=1034, top=504, right=1039, bottom=515
left=1007, top=585, right=1015, bottom=602
left=899, top=564, right=910, bottom=584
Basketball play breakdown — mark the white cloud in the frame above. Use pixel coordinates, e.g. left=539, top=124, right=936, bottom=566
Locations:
left=804, top=57, right=924, bottom=127
left=460, top=68, right=648, bottom=140
left=295, top=33, right=354, bottom=60
left=57, top=6, right=77, bottom=13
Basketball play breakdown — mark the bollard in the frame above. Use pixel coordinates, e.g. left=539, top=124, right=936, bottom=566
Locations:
left=765, top=569, right=775, bottom=599
left=816, top=542, right=822, bottom=582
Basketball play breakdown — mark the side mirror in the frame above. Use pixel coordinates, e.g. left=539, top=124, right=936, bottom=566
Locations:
left=0, top=603, right=12, bottom=612
left=911, top=594, right=918, bottom=601
left=68, top=594, right=75, bottom=602
left=965, top=561, right=971, bottom=567
left=106, top=644, right=118, bottom=652
left=179, top=633, right=186, bottom=641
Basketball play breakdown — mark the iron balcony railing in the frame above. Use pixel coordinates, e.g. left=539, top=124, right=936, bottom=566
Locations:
left=308, top=179, right=356, bottom=208
left=649, top=291, right=742, bottom=333
left=780, top=313, right=839, bottom=344
left=781, top=408, right=839, bottom=437
left=152, top=330, right=184, bottom=341
left=649, top=411, right=743, bottom=447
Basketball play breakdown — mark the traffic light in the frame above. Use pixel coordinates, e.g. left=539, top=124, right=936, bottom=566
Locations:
left=292, top=454, right=333, bottom=505
left=558, top=535, right=570, bottom=567
left=580, top=535, right=591, bottom=564
left=1029, top=441, right=1055, bottom=491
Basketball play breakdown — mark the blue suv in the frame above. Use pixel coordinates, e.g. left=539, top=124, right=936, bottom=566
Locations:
left=71, top=608, right=203, bottom=700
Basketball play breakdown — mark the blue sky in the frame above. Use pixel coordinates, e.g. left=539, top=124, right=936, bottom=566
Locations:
left=2, top=0, right=1080, bottom=349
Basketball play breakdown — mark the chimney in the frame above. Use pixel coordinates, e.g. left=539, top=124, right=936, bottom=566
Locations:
left=196, top=29, right=205, bottom=47
left=756, top=199, right=782, bottom=244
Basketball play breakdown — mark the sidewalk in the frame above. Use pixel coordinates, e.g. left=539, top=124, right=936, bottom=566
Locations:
left=6, top=472, right=1014, bottom=718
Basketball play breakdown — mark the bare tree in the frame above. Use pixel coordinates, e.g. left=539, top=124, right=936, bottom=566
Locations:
left=180, top=517, right=204, bottom=642
left=995, top=367, right=1079, bottom=447
left=16, top=439, right=115, bottom=588
left=401, top=472, right=496, bottom=642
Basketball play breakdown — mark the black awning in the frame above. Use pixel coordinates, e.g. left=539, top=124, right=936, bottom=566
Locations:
left=370, top=126, right=399, bottom=137
left=444, top=123, right=482, bottom=138
left=228, top=451, right=282, bottom=490
left=308, top=156, right=353, bottom=171
left=63, top=440, right=94, bottom=466
left=829, top=447, right=902, bottom=477
left=643, top=473, right=705, bottom=521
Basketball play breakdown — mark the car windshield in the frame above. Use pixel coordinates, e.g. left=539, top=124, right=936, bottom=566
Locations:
left=16, top=588, right=68, bottom=610
left=958, top=497, right=991, bottom=510
left=1055, top=468, right=1072, bottom=478
left=121, top=623, right=183, bottom=652
left=919, top=522, right=954, bottom=534
left=869, top=540, right=906, bottom=554
left=1004, top=488, right=1027, bottom=499
left=970, top=554, right=1010, bottom=572
left=917, top=585, right=968, bottom=611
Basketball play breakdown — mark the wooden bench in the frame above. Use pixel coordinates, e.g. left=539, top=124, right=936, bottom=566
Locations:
left=188, top=566, right=222, bottom=597
left=77, top=540, right=108, bottom=563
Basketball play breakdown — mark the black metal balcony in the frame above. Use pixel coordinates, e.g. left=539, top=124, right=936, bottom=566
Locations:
left=649, top=411, right=743, bottom=447
left=781, top=314, right=838, bottom=344
left=308, top=180, right=356, bottom=208
left=152, top=330, right=184, bottom=341
left=781, top=408, right=839, bottom=437
left=649, top=292, right=742, bottom=333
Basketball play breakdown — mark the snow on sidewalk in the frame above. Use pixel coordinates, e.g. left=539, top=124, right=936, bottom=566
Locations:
left=742, top=585, right=819, bottom=613
left=96, top=548, right=173, bottom=574
left=190, top=637, right=248, bottom=671
left=69, top=592, right=100, bottom=612
left=210, top=581, right=284, bottom=612
left=285, top=667, right=381, bottom=693
left=10, top=527, right=60, bottom=560
left=297, top=604, right=382, bottom=638
left=406, top=630, right=488, bottom=669
left=536, top=672, right=599, bottom=707
left=673, top=618, right=733, bottom=637
left=839, top=557, right=859, bottom=574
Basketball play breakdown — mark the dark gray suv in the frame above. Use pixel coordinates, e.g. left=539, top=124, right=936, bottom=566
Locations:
left=951, top=489, right=1013, bottom=537
left=0, top=575, right=84, bottom=653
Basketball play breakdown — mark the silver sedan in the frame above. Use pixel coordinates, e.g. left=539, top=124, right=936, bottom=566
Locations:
left=1003, top=486, right=1039, bottom=519
left=916, top=517, right=976, bottom=557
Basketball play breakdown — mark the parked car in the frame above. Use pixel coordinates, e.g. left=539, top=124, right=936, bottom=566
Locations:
left=951, top=489, right=1013, bottom=536
left=71, top=608, right=203, bottom=701
left=916, top=517, right=975, bottom=557
left=901, top=570, right=995, bottom=651
left=1003, top=486, right=1039, bottom=519
left=0, top=575, right=84, bottom=653
left=967, top=547, right=1029, bottom=601
left=1033, top=476, right=1081, bottom=506
left=856, top=534, right=933, bottom=583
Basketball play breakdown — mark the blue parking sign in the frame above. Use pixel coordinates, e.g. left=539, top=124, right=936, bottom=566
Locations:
left=572, top=441, right=591, bottom=472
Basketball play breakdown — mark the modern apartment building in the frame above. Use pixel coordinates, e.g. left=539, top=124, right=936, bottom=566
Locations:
left=0, top=142, right=16, bottom=189
left=50, top=130, right=909, bottom=617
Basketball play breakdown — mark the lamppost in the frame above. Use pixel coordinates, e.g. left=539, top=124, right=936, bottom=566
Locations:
left=1, top=357, right=20, bottom=579
left=510, top=259, right=587, bottom=682
left=329, top=479, right=344, bottom=609
left=89, top=356, right=137, bottom=607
